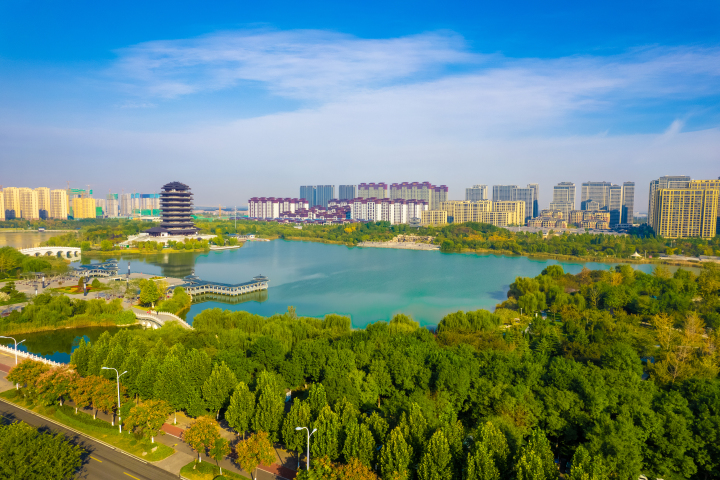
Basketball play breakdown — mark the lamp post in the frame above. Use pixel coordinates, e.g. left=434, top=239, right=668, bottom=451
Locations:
left=295, top=426, right=317, bottom=471
left=101, top=367, right=127, bottom=432
left=1, top=336, right=26, bottom=389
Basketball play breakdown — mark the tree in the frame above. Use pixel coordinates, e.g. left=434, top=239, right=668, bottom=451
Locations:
left=139, top=280, right=162, bottom=307
left=569, top=445, right=608, bottom=480
left=478, top=421, right=510, bottom=475
left=380, top=427, right=413, bottom=480
left=70, top=338, right=92, bottom=376
left=311, top=405, right=341, bottom=462
left=0, top=421, right=84, bottom=480
left=210, top=437, right=231, bottom=475
left=252, top=370, right=285, bottom=441
left=70, top=376, right=95, bottom=414
left=183, top=416, right=221, bottom=462
left=202, top=361, right=237, bottom=419
left=307, top=383, right=328, bottom=419
left=335, top=457, right=379, bottom=480
left=466, top=442, right=500, bottom=480
left=124, top=399, right=173, bottom=443
left=135, top=357, right=159, bottom=400
left=153, top=354, right=189, bottom=424
left=417, top=430, right=451, bottom=480
left=342, top=420, right=375, bottom=467
left=35, top=366, right=79, bottom=407
left=92, top=376, right=123, bottom=423
left=236, top=431, right=276, bottom=480
left=226, top=381, right=256, bottom=439
left=515, top=430, right=556, bottom=480
left=407, top=402, right=428, bottom=460
left=282, top=398, right=312, bottom=458
left=7, top=359, right=50, bottom=396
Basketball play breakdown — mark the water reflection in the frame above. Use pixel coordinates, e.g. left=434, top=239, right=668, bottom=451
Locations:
left=191, top=290, right=268, bottom=306
left=80, top=251, right=200, bottom=278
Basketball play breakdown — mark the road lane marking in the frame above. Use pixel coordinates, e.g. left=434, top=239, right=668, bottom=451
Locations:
left=123, top=473, right=140, bottom=480
left=90, top=456, right=102, bottom=462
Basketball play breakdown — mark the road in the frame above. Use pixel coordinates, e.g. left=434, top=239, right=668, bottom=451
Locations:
left=0, top=399, right=181, bottom=480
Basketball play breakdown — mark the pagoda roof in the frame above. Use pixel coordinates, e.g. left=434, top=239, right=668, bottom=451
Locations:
left=161, top=181, right=192, bottom=191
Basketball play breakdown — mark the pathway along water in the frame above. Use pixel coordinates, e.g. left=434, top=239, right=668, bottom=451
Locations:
left=4, top=240, right=668, bottom=360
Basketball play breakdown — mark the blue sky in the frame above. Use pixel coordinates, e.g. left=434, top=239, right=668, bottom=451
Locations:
left=1, top=0, right=719, bottom=209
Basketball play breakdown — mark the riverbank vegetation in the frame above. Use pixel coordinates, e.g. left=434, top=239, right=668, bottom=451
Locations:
left=4, top=262, right=717, bottom=479
left=197, top=219, right=720, bottom=261
left=0, top=246, right=70, bottom=279
left=0, top=293, right=136, bottom=335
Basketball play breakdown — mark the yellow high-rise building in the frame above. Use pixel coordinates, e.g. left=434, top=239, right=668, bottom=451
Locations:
left=18, top=188, right=39, bottom=220
left=35, top=187, right=51, bottom=219
left=440, top=200, right=525, bottom=227
left=421, top=210, right=448, bottom=226
left=50, top=190, right=69, bottom=219
left=651, top=181, right=719, bottom=239
left=3, top=187, right=20, bottom=219
left=72, top=197, right=97, bottom=219
left=0, top=191, right=4, bottom=221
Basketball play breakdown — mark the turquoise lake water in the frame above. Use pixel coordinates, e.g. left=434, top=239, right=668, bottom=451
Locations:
left=2, top=240, right=660, bottom=361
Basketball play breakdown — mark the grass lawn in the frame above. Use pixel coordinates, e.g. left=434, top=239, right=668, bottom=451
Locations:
left=0, top=389, right=174, bottom=462
left=180, top=460, right=246, bottom=480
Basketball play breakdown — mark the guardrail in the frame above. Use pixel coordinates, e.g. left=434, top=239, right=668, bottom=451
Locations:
left=0, top=344, right=65, bottom=366
left=135, top=311, right=193, bottom=330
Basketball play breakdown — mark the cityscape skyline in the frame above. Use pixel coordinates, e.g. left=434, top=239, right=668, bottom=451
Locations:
left=1, top=2, right=718, bottom=208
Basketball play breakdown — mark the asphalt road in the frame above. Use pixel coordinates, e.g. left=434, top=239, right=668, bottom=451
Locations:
left=0, top=399, right=181, bottom=480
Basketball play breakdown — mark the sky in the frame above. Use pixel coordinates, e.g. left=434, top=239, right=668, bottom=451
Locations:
left=1, top=1, right=719, bottom=211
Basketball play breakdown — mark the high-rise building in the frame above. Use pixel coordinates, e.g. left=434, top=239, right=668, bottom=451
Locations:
left=35, top=187, right=51, bottom=219
left=0, top=191, right=4, bottom=221
left=106, top=194, right=119, bottom=218
left=96, top=198, right=107, bottom=217
left=549, top=182, right=576, bottom=219
left=358, top=183, right=388, bottom=199
left=299, top=186, right=315, bottom=206
left=622, top=182, right=635, bottom=224
left=650, top=180, right=719, bottom=239
left=18, top=188, right=39, bottom=220
left=492, top=185, right=535, bottom=222
left=315, top=185, right=335, bottom=208
left=72, top=197, right=96, bottom=219
left=648, top=176, right=691, bottom=226
left=248, top=197, right=309, bottom=219
left=350, top=198, right=428, bottom=224
left=465, top=185, right=488, bottom=202
left=389, top=182, right=448, bottom=210
left=50, top=190, right=68, bottom=219
left=339, top=185, right=356, bottom=201
left=528, top=184, right=539, bottom=218
left=441, top=200, right=525, bottom=226
left=120, top=193, right=133, bottom=216
left=3, top=187, right=20, bottom=219
left=155, top=182, right=198, bottom=235
left=581, top=181, right=634, bottom=226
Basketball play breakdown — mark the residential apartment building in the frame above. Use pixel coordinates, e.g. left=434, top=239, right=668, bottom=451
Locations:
left=492, top=184, right=536, bottom=221
left=350, top=198, right=428, bottom=224
left=299, top=186, right=315, bottom=206
left=18, top=188, right=39, bottom=220
left=389, top=182, right=448, bottom=210
left=357, top=183, right=388, bottom=199
left=580, top=181, right=634, bottom=226
left=650, top=179, right=720, bottom=239
left=315, top=185, right=335, bottom=208
left=568, top=210, right=611, bottom=229
left=648, top=176, right=691, bottom=227
left=106, top=194, right=119, bottom=218
left=248, top=197, right=310, bottom=219
left=465, top=185, right=488, bottom=202
left=339, top=185, right=356, bottom=200
left=0, top=191, right=4, bottom=221
left=527, top=210, right=567, bottom=229
left=440, top=200, right=525, bottom=227
left=3, top=187, right=20, bottom=219
left=119, top=193, right=133, bottom=216
left=72, top=197, right=97, bottom=219
left=549, top=182, right=576, bottom=219
left=50, top=189, right=68, bottom=219
left=421, top=210, right=447, bottom=227
left=528, top=184, right=539, bottom=218
left=35, top=187, right=51, bottom=219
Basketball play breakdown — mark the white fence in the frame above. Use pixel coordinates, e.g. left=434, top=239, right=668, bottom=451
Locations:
left=0, top=344, right=66, bottom=367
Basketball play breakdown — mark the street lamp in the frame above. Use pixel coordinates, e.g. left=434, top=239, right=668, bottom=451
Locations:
left=0, top=336, right=26, bottom=389
left=101, top=367, right=127, bottom=432
left=295, top=426, right=317, bottom=471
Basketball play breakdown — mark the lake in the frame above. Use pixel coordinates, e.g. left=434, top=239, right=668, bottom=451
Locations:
left=3, top=240, right=665, bottom=361
left=83, top=240, right=658, bottom=328
left=0, top=230, right=74, bottom=249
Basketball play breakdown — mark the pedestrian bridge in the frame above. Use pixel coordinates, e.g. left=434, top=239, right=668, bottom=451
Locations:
left=20, top=246, right=81, bottom=258
left=135, top=311, right=193, bottom=330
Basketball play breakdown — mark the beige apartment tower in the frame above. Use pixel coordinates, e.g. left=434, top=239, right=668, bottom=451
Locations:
left=440, top=200, right=525, bottom=227
left=35, top=187, right=51, bottom=219
left=3, top=187, right=20, bottom=219
left=50, top=189, right=69, bottom=219
left=18, top=188, right=39, bottom=220
left=651, top=180, right=719, bottom=239
left=0, top=191, right=4, bottom=221
left=420, top=210, right=448, bottom=227
left=72, top=197, right=97, bottom=219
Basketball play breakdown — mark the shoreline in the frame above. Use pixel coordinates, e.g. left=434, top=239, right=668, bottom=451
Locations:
left=358, top=241, right=439, bottom=251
